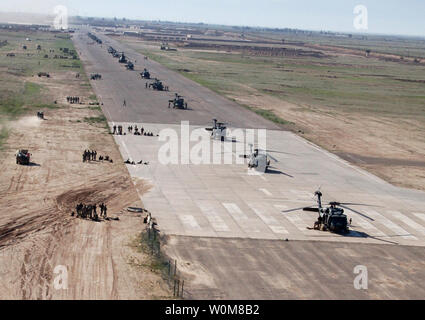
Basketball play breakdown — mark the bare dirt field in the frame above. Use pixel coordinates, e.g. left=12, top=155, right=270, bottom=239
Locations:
left=0, top=31, right=171, bottom=299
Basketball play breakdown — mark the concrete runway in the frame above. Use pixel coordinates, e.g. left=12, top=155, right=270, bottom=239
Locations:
left=73, top=29, right=425, bottom=299
left=74, top=28, right=279, bottom=129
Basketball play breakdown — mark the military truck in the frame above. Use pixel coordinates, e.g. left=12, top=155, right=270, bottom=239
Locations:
left=16, top=150, right=31, bottom=165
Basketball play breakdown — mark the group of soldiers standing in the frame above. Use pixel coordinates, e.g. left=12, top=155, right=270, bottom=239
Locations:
left=112, top=125, right=123, bottom=135
left=67, top=96, right=81, bottom=104
left=83, top=150, right=97, bottom=162
left=73, top=203, right=108, bottom=220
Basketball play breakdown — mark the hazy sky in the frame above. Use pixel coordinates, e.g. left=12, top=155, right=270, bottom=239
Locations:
left=1, top=0, right=424, bottom=36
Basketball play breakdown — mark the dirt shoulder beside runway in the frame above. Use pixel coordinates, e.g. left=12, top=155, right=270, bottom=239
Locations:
left=0, top=30, right=171, bottom=299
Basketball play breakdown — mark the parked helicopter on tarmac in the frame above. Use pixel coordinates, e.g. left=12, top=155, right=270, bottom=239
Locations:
left=140, top=68, right=151, bottom=79
left=126, top=61, right=134, bottom=70
left=205, top=119, right=227, bottom=142
left=239, top=144, right=279, bottom=173
left=281, top=190, right=375, bottom=234
left=147, top=78, right=169, bottom=91
left=168, top=93, right=188, bottom=109
left=118, top=52, right=127, bottom=63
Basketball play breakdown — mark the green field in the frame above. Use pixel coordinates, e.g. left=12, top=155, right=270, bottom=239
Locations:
left=0, top=30, right=90, bottom=149
left=249, top=31, right=425, bottom=59
left=138, top=42, right=425, bottom=121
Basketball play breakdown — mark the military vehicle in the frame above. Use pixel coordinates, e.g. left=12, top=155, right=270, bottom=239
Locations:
left=88, top=32, right=102, bottom=44
left=90, top=73, right=102, bottom=80
left=148, top=78, right=168, bottom=91
left=140, top=68, right=151, bottom=79
left=118, top=53, right=127, bottom=63
left=239, top=144, right=278, bottom=173
left=126, top=61, right=134, bottom=70
left=205, top=119, right=227, bottom=141
left=16, top=150, right=31, bottom=165
left=168, top=93, right=188, bottom=109
left=38, top=72, right=50, bottom=78
left=108, top=46, right=116, bottom=54
left=160, top=42, right=177, bottom=51
left=282, top=190, right=375, bottom=234
left=37, top=111, right=44, bottom=119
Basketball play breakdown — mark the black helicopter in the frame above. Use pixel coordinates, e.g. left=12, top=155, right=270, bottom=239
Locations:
left=282, top=190, right=375, bottom=234
left=205, top=119, right=227, bottom=141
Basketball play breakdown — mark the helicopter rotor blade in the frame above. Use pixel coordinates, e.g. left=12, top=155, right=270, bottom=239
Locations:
left=303, top=207, right=319, bottom=212
left=331, top=202, right=379, bottom=207
left=338, top=204, right=375, bottom=221
left=282, top=206, right=310, bottom=213
left=282, top=205, right=317, bottom=213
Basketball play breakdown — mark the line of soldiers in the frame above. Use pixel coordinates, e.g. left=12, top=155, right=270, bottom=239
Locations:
left=83, top=150, right=97, bottom=162
left=73, top=203, right=108, bottom=220
left=67, top=96, right=80, bottom=104
left=125, top=159, right=149, bottom=165
left=127, top=125, right=155, bottom=136
left=112, top=125, right=123, bottom=135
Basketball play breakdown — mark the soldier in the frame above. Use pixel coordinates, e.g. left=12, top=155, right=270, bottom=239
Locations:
left=123, top=99, right=126, bottom=107
left=145, top=82, right=148, bottom=89
left=94, top=151, right=97, bottom=161
left=93, top=204, right=97, bottom=218
left=88, top=205, right=93, bottom=220
left=113, top=125, right=117, bottom=134
left=103, top=204, right=107, bottom=218
left=141, top=127, right=144, bottom=135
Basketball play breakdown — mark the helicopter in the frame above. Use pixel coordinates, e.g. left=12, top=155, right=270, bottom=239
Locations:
left=140, top=68, right=151, bottom=79
left=147, top=78, right=169, bottom=91
left=205, top=119, right=227, bottom=141
left=281, top=190, right=375, bottom=234
left=118, top=52, right=127, bottom=63
left=126, top=61, right=134, bottom=70
left=168, top=93, right=187, bottom=109
left=239, top=144, right=279, bottom=173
